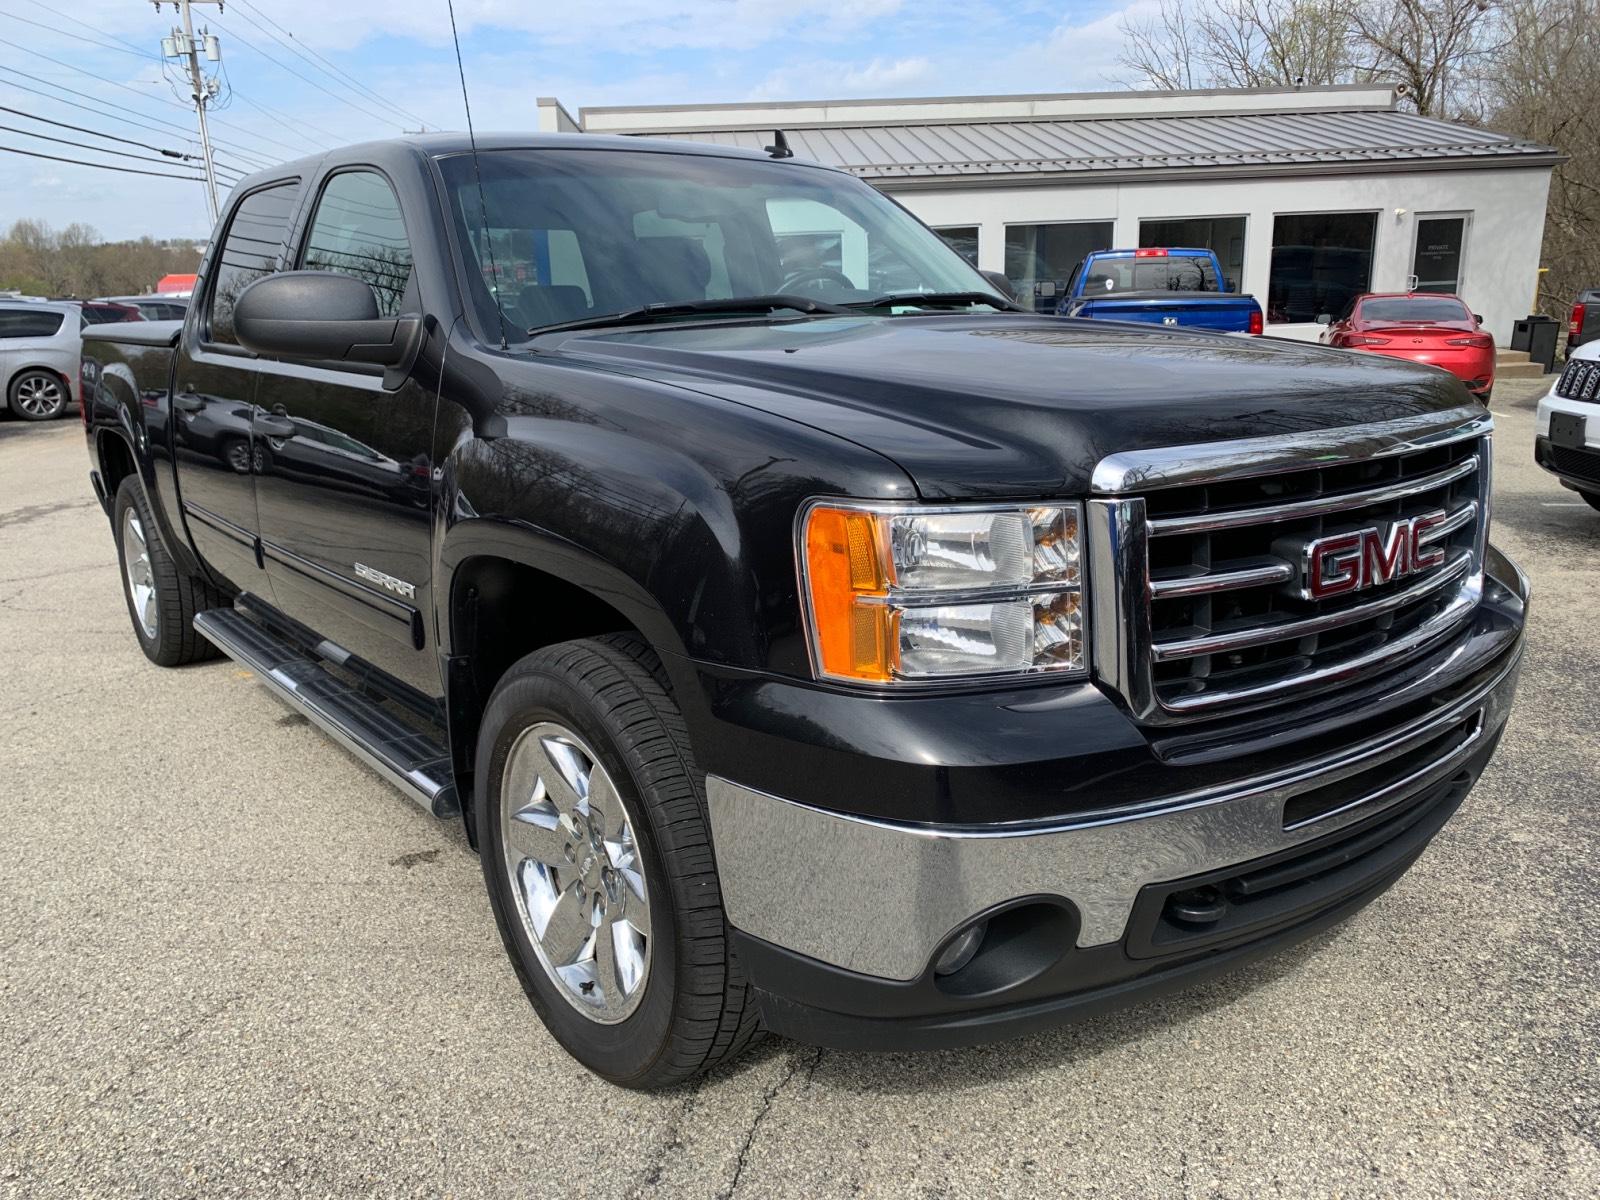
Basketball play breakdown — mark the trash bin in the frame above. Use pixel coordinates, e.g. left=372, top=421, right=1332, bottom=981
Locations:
left=1510, top=318, right=1532, bottom=353
left=1521, top=315, right=1560, bottom=373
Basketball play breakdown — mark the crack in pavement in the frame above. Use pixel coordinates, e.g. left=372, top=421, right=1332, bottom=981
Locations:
left=719, top=1046, right=824, bottom=1199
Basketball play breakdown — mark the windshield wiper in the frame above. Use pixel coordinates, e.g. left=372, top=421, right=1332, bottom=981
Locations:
left=844, top=290, right=1024, bottom=313
left=529, top=294, right=855, bottom=336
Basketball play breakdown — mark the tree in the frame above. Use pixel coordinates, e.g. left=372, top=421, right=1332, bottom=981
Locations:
left=1119, top=0, right=1361, bottom=95
left=1348, top=0, right=1498, bottom=117
left=1479, top=0, right=1600, bottom=313
left=0, top=220, right=202, bottom=297
left=1118, top=0, right=1498, bottom=117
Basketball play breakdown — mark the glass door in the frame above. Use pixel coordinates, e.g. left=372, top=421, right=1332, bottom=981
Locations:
left=1412, top=215, right=1467, bottom=294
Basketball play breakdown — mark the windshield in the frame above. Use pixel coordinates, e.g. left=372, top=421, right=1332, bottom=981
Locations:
left=437, top=148, right=1003, bottom=338
left=1359, top=296, right=1472, bottom=325
left=1083, top=254, right=1220, bottom=293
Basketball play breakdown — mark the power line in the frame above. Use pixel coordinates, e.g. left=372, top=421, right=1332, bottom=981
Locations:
left=0, top=65, right=275, bottom=173
left=0, top=34, right=190, bottom=110
left=0, top=7, right=160, bottom=61
left=229, top=0, right=432, bottom=131
left=206, top=14, right=404, bottom=130
left=227, top=91, right=338, bottom=150
left=19, top=0, right=154, bottom=59
left=0, top=120, right=207, bottom=168
left=0, top=143, right=207, bottom=180
left=0, top=103, right=200, bottom=161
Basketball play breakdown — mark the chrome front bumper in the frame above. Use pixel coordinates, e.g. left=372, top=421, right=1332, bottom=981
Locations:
left=707, top=647, right=1521, bottom=983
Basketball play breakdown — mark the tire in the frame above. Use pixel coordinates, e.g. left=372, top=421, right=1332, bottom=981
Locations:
left=8, top=369, right=68, bottom=421
left=475, top=634, right=760, bottom=1088
left=1579, top=490, right=1600, bottom=514
left=112, top=476, right=224, bottom=666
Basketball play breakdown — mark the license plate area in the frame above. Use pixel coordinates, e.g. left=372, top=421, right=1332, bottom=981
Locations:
left=1551, top=411, right=1587, bottom=449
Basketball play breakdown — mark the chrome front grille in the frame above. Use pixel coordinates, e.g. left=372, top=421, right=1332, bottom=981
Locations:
left=1089, top=406, right=1492, bottom=723
left=1556, top=357, right=1600, bottom=401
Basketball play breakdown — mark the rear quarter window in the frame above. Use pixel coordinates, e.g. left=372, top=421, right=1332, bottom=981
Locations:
left=0, top=309, right=66, bottom=338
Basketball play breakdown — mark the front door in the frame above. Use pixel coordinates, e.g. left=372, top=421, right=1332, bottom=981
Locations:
left=251, top=168, right=439, bottom=696
left=171, top=179, right=303, bottom=594
left=1412, top=215, right=1467, bottom=295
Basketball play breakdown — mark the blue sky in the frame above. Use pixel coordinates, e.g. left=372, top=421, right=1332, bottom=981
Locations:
left=0, top=0, right=1150, bottom=242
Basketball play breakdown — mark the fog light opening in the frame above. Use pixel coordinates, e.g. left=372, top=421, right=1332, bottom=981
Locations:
left=933, top=921, right=988, bottom=977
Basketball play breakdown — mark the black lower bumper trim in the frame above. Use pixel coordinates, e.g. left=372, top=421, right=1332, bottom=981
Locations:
left=747, top=858, right=1417, bottom=1052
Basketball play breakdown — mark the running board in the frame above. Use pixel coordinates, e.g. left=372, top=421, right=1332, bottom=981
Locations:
left=194, top=607, right=460, bottom=818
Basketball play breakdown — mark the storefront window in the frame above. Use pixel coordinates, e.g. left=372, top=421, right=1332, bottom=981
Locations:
left=1005, top=221, right=1114, bottom=313
left=933, top=226, right=979, bottom=266
left=1139, top=216, right=1245, bottom=292
left=1268, top=212, right=1377, bottom=324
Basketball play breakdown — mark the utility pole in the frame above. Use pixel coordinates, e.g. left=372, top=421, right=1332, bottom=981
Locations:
left=155, top=1, right=224, bottom=224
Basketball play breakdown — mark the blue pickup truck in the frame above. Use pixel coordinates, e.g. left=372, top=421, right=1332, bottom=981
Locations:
left=1055, top=247, right=1263, bottom=334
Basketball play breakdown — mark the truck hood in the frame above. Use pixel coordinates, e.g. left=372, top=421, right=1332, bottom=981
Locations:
left=544, top=314, right=1473, bottom=499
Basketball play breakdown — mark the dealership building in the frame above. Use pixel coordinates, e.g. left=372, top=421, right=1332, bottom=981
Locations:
left=536, top=83, right=1558, bottom=343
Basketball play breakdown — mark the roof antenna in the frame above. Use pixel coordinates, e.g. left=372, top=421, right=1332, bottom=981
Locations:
left=447, top=0, right=510, bottom=350
left=764, top=129, right=794, bottom=159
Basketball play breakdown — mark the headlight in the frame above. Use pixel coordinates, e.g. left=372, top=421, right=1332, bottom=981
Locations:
left=798, top=500, right=1086, bottom=684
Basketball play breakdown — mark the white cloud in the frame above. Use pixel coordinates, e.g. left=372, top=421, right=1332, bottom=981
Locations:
left=750, top=56, right=935, bottom=101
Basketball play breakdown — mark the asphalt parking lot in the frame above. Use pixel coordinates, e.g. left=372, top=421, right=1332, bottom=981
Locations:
left=2, top=377, right=1597, bottom=1199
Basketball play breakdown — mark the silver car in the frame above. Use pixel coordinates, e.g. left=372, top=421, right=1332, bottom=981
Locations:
left=0, top=301, right=81, bottom=421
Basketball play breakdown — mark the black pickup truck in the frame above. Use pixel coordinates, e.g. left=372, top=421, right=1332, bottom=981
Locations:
left=81, top=134, right=1528, bottom=1088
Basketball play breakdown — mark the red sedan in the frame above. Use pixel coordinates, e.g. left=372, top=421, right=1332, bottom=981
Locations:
left=1320, top=293, right=1495, bottom=400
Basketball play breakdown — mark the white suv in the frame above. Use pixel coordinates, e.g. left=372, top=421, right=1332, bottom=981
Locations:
left=0, top=301, right=81, bottom=421
left=1535, top=338, right=1600, bottom=510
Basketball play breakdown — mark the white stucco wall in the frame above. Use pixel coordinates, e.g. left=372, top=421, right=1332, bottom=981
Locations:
left=891, top=166, right=1553, bottom=345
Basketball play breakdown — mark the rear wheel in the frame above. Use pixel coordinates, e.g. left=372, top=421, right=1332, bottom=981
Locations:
left=475, top=634, right=760, bottom=1088
left=113, top=477, right=224, bottom=666
left=8, top=369, right=68, bottom=420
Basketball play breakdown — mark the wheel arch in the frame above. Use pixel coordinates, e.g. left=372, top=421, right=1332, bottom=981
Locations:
left=438, top=518, right=692, bottom=847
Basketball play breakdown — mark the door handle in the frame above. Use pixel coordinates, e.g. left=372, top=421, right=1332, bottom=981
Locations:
left=254, top=414, right=296, bottom=439
left=173, top=392, right=204, bottom=413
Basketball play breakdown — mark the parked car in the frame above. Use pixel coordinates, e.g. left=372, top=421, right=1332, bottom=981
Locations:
left=1566, top=288, right=1600, bottom=355
left=75, top=300, right=144, bottom=324
left=82, top=133, right=1526, bottom=1088
left=1534, top=336, right=1600, bottom=508
left=0, top=299, right=80, bottom=420
left=96, top=294, right=189, bottom=321
left=1055, top=248, right=1263, bottom=333
left=1319, top=293, right=1495, bottom=401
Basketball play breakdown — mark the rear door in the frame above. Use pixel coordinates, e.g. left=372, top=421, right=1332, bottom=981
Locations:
left=170, top=179, right=303, bottom=594
left=251, top=166, right=439, bottom=695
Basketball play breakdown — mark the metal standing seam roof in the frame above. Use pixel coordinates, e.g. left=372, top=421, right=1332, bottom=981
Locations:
left=638, top=109, right=1558, bottom=180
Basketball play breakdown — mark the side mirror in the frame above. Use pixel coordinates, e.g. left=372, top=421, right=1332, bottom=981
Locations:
left=1315, top=313, right=1333, bottom=325
left=234, top=271, right=421, bottom=377
left=1473, top=313, right=1485, bottom=325
left=980, top=270, right=1018, bottom=301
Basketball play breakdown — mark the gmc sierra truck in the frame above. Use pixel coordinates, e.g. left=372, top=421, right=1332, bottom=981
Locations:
left=82, top=134, right=1527, bottom=1089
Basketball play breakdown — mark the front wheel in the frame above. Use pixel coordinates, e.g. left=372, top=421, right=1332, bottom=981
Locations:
left=8, top=369, right=68, bottom=420
left=475, top=634, right=760, bottom=1088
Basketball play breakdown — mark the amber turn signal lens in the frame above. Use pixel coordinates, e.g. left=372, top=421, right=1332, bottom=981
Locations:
left=803, top=506, right=896, bottom=681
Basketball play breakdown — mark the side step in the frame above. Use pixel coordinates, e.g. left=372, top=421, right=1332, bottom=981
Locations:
left=194, top=607, right=460, bottom=818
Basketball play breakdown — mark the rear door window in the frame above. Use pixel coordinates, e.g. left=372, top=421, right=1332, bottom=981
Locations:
left=0, top=309, right=65, bottom=338
left=207, top=180, right=304, bottom=346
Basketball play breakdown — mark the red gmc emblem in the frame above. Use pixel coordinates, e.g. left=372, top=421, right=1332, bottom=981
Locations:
left=1299, top=511, right=1449, bottom=600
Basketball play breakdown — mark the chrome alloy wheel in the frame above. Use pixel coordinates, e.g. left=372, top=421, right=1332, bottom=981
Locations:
left=500, top=722, right=651, bottom=1024
left=120, top=507, right=158, bottom=639
left=14, top=373, right=65, bottom=418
